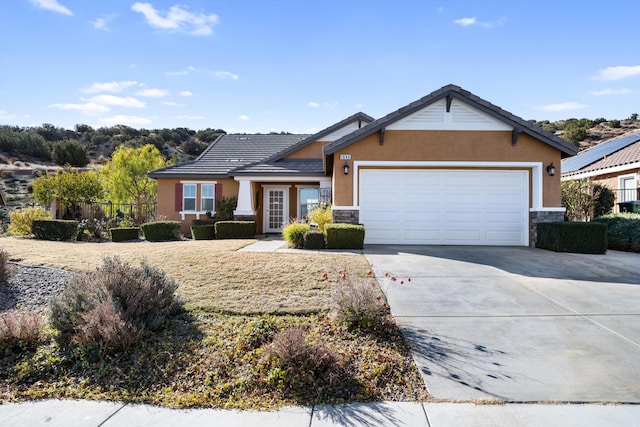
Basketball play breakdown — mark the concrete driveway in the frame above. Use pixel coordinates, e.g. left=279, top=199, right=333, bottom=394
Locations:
left=365, top=246, right=640, bottom=403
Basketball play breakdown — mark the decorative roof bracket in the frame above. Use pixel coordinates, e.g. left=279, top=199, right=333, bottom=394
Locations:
left=446, top=95, right=453, bottom=112
left=379, top=127, right=385, bottom=145
left=512, top=128, right=521, bottom=146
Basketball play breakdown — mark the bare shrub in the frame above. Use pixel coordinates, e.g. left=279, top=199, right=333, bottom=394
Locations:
left=265, top=326, right=342, bottom=388
left=76, top=300, right=143, bottom=353
left=49, top=257, right=180, bottom=353
left=331, top=271, right=390, bottom=331
left=0, top=249, right=16, bottom=284
left=0, top=310, right=44, bottom=349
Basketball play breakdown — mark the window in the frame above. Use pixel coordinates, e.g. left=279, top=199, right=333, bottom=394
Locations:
left=201, top=184, right=214, bottom=212
left=183, top=184, right=196, bottom=211
left=620, top=176, right=637, bottom=202
left=299, top=187, right=319, bottom=219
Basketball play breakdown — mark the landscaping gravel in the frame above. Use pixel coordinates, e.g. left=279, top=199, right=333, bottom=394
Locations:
left=0, top=262, right=74, bottom=312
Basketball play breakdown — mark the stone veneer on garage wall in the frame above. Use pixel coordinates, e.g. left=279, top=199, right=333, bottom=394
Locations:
left=332, top=209, right=359, bottom=224
left=530, top=210, right=565, bottom=247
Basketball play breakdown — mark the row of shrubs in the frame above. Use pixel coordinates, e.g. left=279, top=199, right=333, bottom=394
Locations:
left=283, top=222, right=365, bottom=250
left=536, top=213, right=640, bottom=254
left=23, top=219, right=256, bottom=242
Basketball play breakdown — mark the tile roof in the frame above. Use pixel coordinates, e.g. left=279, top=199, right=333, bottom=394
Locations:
left=562, top=132, right=640, bottom=176
left=231, top=158, right=325, bottom=176
left=148, top=134, right=309, bottom=178
left=323, top=84, right=578, bottom=157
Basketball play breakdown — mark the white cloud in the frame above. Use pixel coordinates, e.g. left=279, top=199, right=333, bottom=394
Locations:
left=98, top=115, right=153, bottom=126
left=131, top=2, right=219, bottom=36
left=82, top=81, right=139, bottom=94
left=538, top=102, right=589, bottom=112
left=308, top=102, right=320, bottom=108
left=176, top=115, right=205, bottom=120
left=355, top=103, right=366, bottom=109
left=28, top=0, right=72, bottom=16
left=595, top=65, right=640, bottom=81
left=215, top=71, right=239, bottom=80
left=453, top=16, right=505, bottom=28
left=87, top=95, right=146, bottom=108
left=91, top=15, right=115, bottom=31
left=180, top=90, right=193, bottom=97
left=238, top=114, right=250, bottom=121
left=590, top=88, right=631, bottom=96
left=161, top=101, right=183, bottom=107
left=48, top=102, right=109, bottom=114
left=0, top=110, right=18, bottom=120
left=136, top=88, right=169, bottom=97
left=166, top=65, right=200, bottom=76
left=308, top=101, right=338, bottom=108
left=454, top=17, right=476, bottom=26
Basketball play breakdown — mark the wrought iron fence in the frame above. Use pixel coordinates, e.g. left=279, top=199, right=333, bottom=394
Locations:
left=615, top=188, right=640, bottom=203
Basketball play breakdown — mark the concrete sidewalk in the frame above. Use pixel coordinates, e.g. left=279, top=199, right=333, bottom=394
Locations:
left=2, top=399, right=639, bottom=427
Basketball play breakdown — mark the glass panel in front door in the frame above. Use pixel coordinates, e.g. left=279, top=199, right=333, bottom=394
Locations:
left=268, top=190, right=284, bottom=230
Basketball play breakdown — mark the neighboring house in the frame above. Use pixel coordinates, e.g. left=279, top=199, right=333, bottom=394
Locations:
left=562, top=132, right=640, bottom=211
left=149, top=84, right=577, bottom=246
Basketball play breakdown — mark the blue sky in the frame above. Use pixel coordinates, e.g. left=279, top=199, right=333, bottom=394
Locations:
left=1, top=0, right=639, bottom=134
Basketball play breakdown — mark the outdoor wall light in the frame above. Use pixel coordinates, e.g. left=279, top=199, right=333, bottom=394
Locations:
left=343, top=162, right=350, bottom=175
left=546, top=163, right=556, bottom=176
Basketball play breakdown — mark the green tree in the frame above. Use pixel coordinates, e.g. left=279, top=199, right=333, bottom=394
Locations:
left=32, top=168, right=104, bottom=218
left=101, top=144, right=168, bottom=221
left=52, top=139, right=90, bottom=167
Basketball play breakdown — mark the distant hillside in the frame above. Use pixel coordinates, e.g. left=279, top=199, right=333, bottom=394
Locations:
left=530, top=116, right=640, bottom=151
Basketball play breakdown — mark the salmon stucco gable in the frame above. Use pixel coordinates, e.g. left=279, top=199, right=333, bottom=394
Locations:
left=149, top=84, right=577, bottom=246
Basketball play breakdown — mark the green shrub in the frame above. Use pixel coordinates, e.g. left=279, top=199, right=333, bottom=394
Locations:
left=49, top=257, right=181, bottom=353
left=325, top=224, right=365, bottom=249
left=593, top=184, right=616, bottom=218
left=52, top=139, right=90, bottom=167
left=282, top=221, right=310, bottom=248
left=141, top=221, right=181, bottom=241
left=215, top=221, right=255, bottom=239
left=303, top=230, right=325, bottom=249
left=0, top=249, right=16, bottom=284
left=609, top=119, right=621, bottom=128
left=593, top=213, right=640, bottom=252
left=536, top=222, right=607, bottom=254
left=307, top=203, right=332, bottom=231
left=8, top=206, right=52, bottom=236
left=110, top=227, right=140, bottom=242
left=331, top=271, right=389, bottom=331
left=214, top=196, right=237, bottom=221
left=191, top=224, right=215, bottom=240
left=32, top=219, right=79, bottom=241
left=0, top=310, right=44, bottom=351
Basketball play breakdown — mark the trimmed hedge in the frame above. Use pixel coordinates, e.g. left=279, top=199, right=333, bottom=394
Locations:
left=141, top=221, right=182, bottom=241
left=110, top=227, right=140, bottom=242
left=325, top=224, right=365, bottom=249
left=303, top=230, right=326, bottom=249
left=593, top=213, right=640, bottom=252
left=191, top=224, right=215, bottom=240
left=536, top=222, right=607, bottom=254
left=32, top=219, right=79, bottom=241
left=215, top=221, right=255, bottom=239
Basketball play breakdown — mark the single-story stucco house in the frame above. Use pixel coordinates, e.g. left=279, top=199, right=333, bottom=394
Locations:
left=149, top=84, right=578, bottom=246
left=561, top=132, right=640, bottom=211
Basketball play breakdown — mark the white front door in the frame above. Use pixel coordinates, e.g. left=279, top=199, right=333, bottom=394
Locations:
left=264, top=187, right=289, bottom=233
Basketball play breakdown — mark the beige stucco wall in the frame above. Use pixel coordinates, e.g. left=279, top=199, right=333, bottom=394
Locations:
left=284, top=140, right=328, bottom=159
left=332, top=130, right=563, bottom=208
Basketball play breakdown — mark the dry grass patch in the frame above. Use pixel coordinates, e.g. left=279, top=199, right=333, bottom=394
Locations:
left=0, top=237, right=371, bottom=314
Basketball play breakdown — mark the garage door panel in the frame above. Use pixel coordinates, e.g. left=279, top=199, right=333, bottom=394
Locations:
left=360, top=169, right=528, bottom=246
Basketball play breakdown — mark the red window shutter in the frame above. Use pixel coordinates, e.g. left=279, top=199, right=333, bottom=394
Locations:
left=175, top=183, right=183, bottom=212
left=215, top=183, right=222, bottom=203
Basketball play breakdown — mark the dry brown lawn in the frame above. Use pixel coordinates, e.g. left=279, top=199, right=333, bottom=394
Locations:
left=1, top=237, right=372, bottom=314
